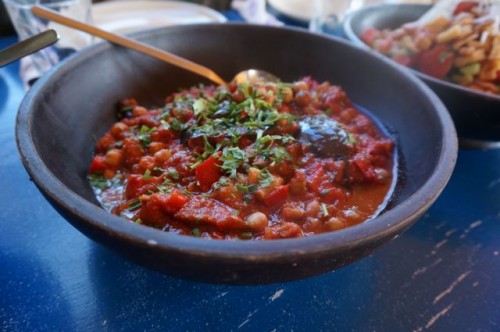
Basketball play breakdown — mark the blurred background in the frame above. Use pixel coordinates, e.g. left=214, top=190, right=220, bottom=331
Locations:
left=0, top=0, right=438, bottom=36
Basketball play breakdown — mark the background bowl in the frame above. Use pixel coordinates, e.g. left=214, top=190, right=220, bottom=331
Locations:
left=16, top=24, right=457, bottom=284
left=343, top=3, right=500, bottom=146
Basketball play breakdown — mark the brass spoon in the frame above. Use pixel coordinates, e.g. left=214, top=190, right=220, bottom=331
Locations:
left=31, top=5, right=278, bottom=86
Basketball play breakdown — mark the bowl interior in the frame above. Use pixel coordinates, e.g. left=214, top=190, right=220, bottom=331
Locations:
left=17, top=24, right=457, bottom=283
left=343, top=4, right=500, bottom=144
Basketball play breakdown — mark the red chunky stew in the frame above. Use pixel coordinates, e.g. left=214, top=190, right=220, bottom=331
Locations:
left=89, top=77, right=396, bottom=240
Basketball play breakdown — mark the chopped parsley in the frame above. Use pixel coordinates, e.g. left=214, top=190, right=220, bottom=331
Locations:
left=219, top=147, right=247, bottom=178
left=88, top=173, right=111, bottom=191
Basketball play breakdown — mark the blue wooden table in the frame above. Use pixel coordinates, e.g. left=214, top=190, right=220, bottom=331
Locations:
left=1, top=28, right=499, bottom=331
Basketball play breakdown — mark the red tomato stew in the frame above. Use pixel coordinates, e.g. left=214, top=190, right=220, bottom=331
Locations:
left=88, top=77, right=396, bottom=240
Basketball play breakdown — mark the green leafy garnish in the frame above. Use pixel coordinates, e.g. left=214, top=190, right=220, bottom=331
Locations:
left=88, top=173, right=111, bottom=191
left=219, top=147, right=248, bottom=178
left=192, top=228, right=201, bottom=237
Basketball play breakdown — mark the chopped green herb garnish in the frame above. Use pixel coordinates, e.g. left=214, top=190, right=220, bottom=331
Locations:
left=166, top=167, right=180, bottom=180
left=321, top=203, right=329, bottom=217
left=128, top=199, right=142, bottom=211
left=170, top=118, right=184, bottom=131
left=88, top=173, right=111, bottom=191
left=143, top=169, right=152, bottom=180
left=137, top=125, right=155, bottom=147
left=192, top=228, right=201, bottom=237
left=239, top=231, right=253, bottom=240
left=220, top=147, right=247, bottom=178
left=236, top=183, right=258, bottom=193
left=258, top=169, right=274, bottom=188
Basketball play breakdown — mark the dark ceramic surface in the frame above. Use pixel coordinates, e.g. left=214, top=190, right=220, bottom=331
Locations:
left=16, top=24, right=456, bottom=284
left=343, top=3, right=500, bottom=145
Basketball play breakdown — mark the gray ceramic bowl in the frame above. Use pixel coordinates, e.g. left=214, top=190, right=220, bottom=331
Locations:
left=16, top=24, right=457, bottom=284
left=343, top=3, right=500, bottom=146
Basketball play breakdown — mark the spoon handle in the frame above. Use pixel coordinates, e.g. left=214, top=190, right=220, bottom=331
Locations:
left=31, top=5, right=227, bottom=86
left=0, top=29, right=58, bottom=67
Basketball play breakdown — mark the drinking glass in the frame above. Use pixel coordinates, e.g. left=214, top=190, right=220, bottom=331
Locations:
left=2, top=0, right=93, bottom=74
left=309, top=0, right=353, bottom=34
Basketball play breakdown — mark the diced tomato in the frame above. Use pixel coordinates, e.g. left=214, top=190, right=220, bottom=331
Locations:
left=125, top=174, right=162, bottom=199
left=122, top=138, right=144, bottom=166
left=306, top=163, right=325, bottom=193
left=150, top=127, right=174, bottom=143
left=195, top=154, right=223, bottom=191
left=174, top=196, right=246, bottom=231
left=320, top=187, right=345, bottom=203
left=263, top=222, right=303, bottom=239
left=263, top=185, right=289, bottom=208
left=453, top=1, right=478, bottom=15
left=415, top=44, right=455, bottom=79
left=138, top=190, right=189, bottom=227
left=361, top=27, right=380, bottom=46
left=158, top=190, right=189, bottom=214
left=353, top=156, right=376, bottom=182
left=89, top=155, right=107, bottom=173
left=138, top=196, right=167, bottom=227
left=95, top=133, right=116, bottom=153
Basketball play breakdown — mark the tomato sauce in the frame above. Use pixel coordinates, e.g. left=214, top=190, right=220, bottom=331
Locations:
left=88, top=77, right=396, bottom=240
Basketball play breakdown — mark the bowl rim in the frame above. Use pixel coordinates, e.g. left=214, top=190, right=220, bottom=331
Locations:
left=15, top=23, right=458, bottom=260
left=342, top=2, right=500, bottom=103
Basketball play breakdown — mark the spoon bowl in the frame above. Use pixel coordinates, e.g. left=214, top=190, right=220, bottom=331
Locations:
left=233, top=69, right=280, bottom=84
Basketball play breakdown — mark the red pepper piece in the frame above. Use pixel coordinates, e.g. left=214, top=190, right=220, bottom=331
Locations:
left=263, top=185, right=289, bottom=208
left=306, top=163, right=326, bottom=193
left=415, top=44, right=455, bottom=79
left=125, top=174, right=162, bottom=199
left=139, top=190, right=189, bottom=227
left=195, top=154, right=223, bottom=191
left=159, top=190, right=189, bottom=214
left=89, top=155, right=107, bottom=173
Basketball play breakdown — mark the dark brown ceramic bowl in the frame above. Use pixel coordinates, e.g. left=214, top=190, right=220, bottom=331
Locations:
left=16, top=24, right=457, bottom=284
left=343, top=3, right=500, bottom=146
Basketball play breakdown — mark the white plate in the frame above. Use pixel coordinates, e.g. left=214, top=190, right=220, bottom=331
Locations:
left=267, top=0, right=312, bottom=23
left=92, top=0, right=227, bottom=34
left=267, top=0, right=436, bottom=24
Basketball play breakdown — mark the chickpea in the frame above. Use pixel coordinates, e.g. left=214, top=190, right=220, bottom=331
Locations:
left=245, top=212, right=269, bottom=232
left=292, top=80, right=309, bottom=92
left=280, top=86, right=293, bottom=103
left=264, top=82, right=278, bottom=93
left=110, top=122, right=129, bottom=137
left=374, top=168, right=390, bottom=182
left=255, top=87, right=267, bottom=98
left=154, top=149, right=172, bottom=164
left=139, top=156, right=156, bottom=171
left=132, top=106, right=148, bottom=117
left=103, top=168, right=115, bottom=179
left=325, top=217, right=346, bottom=231
left=149, top=142, right=166, bottom=155
left=343, top=208, right=362, bottom=224
left=105, top=148, right=123, bottom=167
left=281, top=206, right=305, bottom=220
left=247, top=167, right=261, bottom=185
left=294, top=90, right=311, bottom=107
left=305, top=200, right=321, bottom=218
left=232, top=89, right=246, bottom=103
